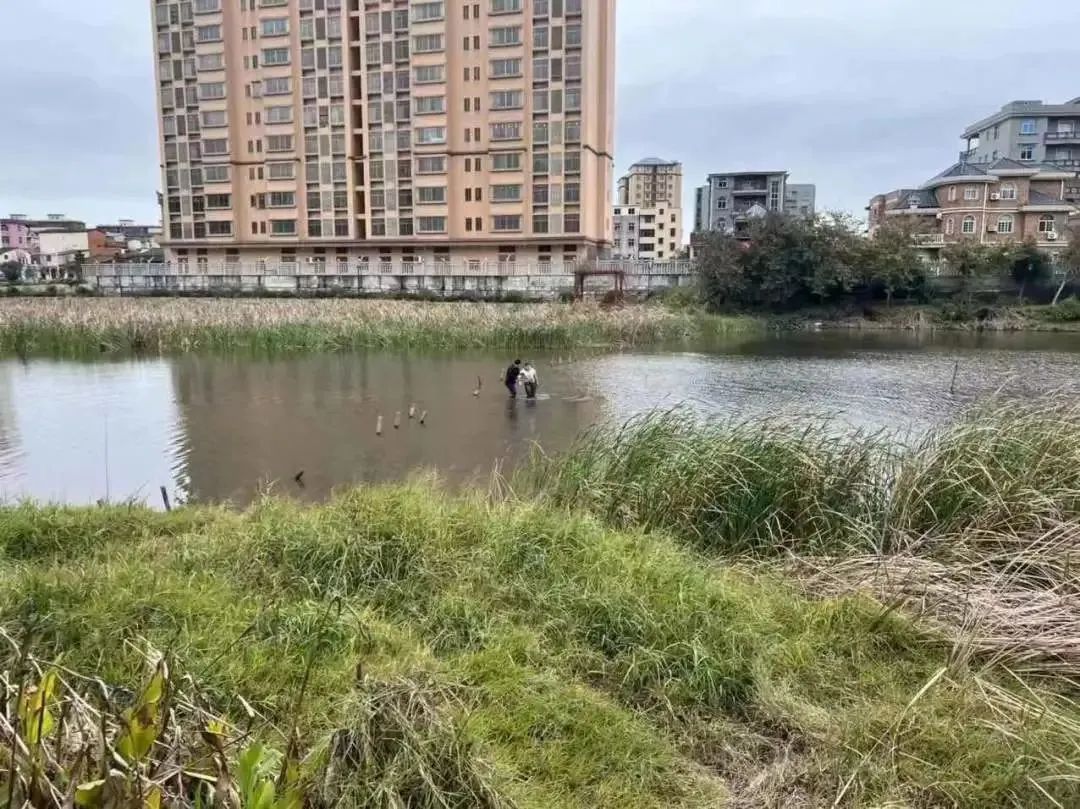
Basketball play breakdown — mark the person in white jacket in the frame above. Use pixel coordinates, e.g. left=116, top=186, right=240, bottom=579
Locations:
left=520, top=363, right=539, bottom=399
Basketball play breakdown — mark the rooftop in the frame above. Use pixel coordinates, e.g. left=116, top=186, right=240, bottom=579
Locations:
left=962, top=97, right=1080, bottom=138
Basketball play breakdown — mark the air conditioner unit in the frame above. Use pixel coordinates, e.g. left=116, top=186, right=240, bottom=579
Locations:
left=990, top=193, right=1001, bottom=201
left=1047, top=231, right=1059, bottom=241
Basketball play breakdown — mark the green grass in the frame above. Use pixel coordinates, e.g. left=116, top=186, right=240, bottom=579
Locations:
left=0, top=298, right=759, bottom=355
left=524, top=403, right=1080, bottom=555
left=2, top=484, right=1079, bottom=807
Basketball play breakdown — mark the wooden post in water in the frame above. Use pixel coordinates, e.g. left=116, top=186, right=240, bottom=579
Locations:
left=160, top=486, right=172, bottom=512
left=394, top=411, right=402, bottom=429
left=408, top=403, right=417, bottom=419
left=376, top=414, right=383, bottom=435
left=950, top=361, right=959, bottom=395
left=419, top=410, right=428, bottom=425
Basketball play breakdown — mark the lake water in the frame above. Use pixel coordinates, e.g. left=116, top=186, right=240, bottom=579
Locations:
left=5, top=330, right=1080, bottom=506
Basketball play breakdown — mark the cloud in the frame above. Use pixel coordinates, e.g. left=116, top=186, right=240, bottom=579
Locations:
left=1, top=0, right=1078, bottom=227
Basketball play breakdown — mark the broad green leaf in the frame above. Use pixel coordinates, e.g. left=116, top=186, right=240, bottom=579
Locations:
left=251, top=780, right=275, bottom=809
left=145, top=786, right=162, bottom=809
left=74, top=780, right=105, bottom=809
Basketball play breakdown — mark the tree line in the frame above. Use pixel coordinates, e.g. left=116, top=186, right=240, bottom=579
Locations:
left=695, top=214, right=1080, bottom=311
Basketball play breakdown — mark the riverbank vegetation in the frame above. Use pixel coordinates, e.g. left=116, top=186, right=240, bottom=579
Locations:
left=4, top=405, right=1080, bottom=807
left=697, top=214, right=1080, bottom=321
left=0, top=298, right=757, bottom=354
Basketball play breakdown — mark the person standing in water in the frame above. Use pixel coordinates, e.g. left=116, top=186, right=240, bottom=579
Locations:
left=504, top=359, right=522, bottom=398
left=520, top=362, right=539, bottom=399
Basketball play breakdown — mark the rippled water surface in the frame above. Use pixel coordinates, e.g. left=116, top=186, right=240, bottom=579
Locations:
left=5, top=330, right=1080, bottom=505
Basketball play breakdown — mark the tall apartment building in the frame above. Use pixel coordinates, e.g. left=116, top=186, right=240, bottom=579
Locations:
left=152, top=0, right=615, bottom=267
left=694, top=171, right=816, bottom=237
left=611, top=157, right=683, bottom=259
left=617, top=157, right=682, bottom=207
left=961, top=97, right=1080, bottom=203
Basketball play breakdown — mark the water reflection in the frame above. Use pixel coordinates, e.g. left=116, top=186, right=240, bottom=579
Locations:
left=3, top=329, right=1080, bottom=506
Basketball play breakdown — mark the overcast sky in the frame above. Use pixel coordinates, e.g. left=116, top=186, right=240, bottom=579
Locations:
left=1, top=0, right=1078, bottom=227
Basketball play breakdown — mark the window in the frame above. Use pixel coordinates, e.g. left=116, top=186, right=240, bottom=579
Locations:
left=566, top=23, right=582, bottom=46
left=196, top=25, right=222, bottom=42
left=261, top=18, right=288, bottom=37
left=996, top=215, right=1014, bottom=234
left=194, top=0, right=221, bottom=11
left=264, top=77, right=290, bottom=96
left=1020, top=143, right=1035, bottom=161
left=564, top=213, right=580, bottom=233
left=1039, top=214, right=1056, bottom=234
left=564, top=151, right=580, bottom=173
left=199, top=82, right=226, bottom=100
left=491, top=90, right=523, bottom=109
left=201, top=110, right=227, bottom=128
left=491, top=121, right=522, bottom=140
left=534, top=26, right=548, bottom=48
left=533, top=152, right=549, bottom=173
left=492, top=152, right=521, bottom=171
left=947, top=185, right=958, bottom=202
left=415, top=95, right=445, bottom=114
left=565, top=119, right=581, bottom=141
left=203, top=138, right=229, bottom=155
left=533, top=213, right=549, bottom=233
left=207, top=221, right=233, bottom=236
left=415, top=126, right=447, bottom=145
left=271, top=220, right=297, bottom=236
left=197, top=52, right=225, bottom=71
left=269, top=191, right=295, bottom=208
left=417, top=186, right=447, bottom=204
left=493, top=215, right=522, bottom=231
left=490, top=58, right=522, bottom=77
left=490, top=26, right=522, bottom=46
left=490, top=0, right=522, bottom=11
left=565, top=87, right=581, bottom=111
left=533, top=121, right=549, bottom=144
left=417, top=216, right=447, bottom=233
left=268, top=162, right=295, bottom=180
left=266, top=105, right=293, bottom=123
left=944, top=217, right=955, bottom=235
left=1020, top=119, right=1038, bottom=135
left=964, top=186, right=979, bottom=201
left=204, top=165, right=230, bottom=183
left=414, top=34, right=444, bottom=53
left=962, top=215, right=976, bottom=234
left=205, top=194, right=231, bottom=210
left=491, top=184, right=522, bottom=202
left=412, top=1, right=444, bottom=21
left=262, top=47, right=290, bottom=66
left=417, top=156, right=447, bottom=174
left=267, top=134, right=294, bottom=151
left=533, top=56, right=549, bottom=81
left=533, top=90, right=549, bottom=112
left=999, top=183, right=1017, bottom=201
left=415, top=65, right=445, bottom=84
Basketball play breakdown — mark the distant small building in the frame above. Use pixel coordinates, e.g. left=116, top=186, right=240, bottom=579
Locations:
left=694, top=171, right=816, bottom=238
left=612, top=204, right=683, bottom=261
left=0, top=247, right=32, bottom=266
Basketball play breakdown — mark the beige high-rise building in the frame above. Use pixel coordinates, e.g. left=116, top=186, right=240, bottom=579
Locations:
left=152, top=0, right=615, bottom=267
left=617, top=157, right=682, bottom=208
left=612, top=157, right=683, bottom=259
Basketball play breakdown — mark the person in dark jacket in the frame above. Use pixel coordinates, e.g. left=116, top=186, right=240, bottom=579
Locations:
left=504, top=359, right=522, bottom=398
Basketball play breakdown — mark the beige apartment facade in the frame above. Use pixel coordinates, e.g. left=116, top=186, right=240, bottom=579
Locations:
left=152, top=0, right=614, bottom=267
left=612, top=157, right=684, bottom=259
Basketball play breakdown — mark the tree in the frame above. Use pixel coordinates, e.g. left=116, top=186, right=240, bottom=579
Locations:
left=0, top=261, right=21, bottom=283
left=1052, top=223, right=1080, bottom=305
left=941, top=239, right=1009, bottom=306
left=861, top=219, right=928, bottom=306
left=1007, top=239, right=1051, bottom=303
left=696, top=231, right=747, bottom=310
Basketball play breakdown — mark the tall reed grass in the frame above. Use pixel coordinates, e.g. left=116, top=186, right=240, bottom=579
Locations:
left=0, top=298, right=756, bottom=354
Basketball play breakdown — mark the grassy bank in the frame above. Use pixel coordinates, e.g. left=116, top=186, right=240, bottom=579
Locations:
left=0, top=298, right=758, bottom=354
left=5, top=406, right=1080, bottom=806
left=784, top=299, right=1080, bottom=332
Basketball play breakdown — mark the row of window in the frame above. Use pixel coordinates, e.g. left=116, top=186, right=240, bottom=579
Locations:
left=943, top=182, right=1057, bottom=202
left=942, top=214, right=1057, bottom=235
left=364, top=23, right=580, bottom=67
left=366, top=181, right=581, bottom=208
left=370, top=213, right=581, bottom=236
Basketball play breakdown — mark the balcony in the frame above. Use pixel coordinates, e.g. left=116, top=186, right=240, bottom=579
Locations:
left=1045, top=131, right=1080, bottom=144
left=913, top=234, right=945, bottom=247
left=731, top=184, right=768, bottom=195
left=1049, top=159, right=1080, bottom=169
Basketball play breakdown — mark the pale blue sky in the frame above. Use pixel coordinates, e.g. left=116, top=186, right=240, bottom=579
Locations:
left=1, top=0, right=1078, bottom=225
